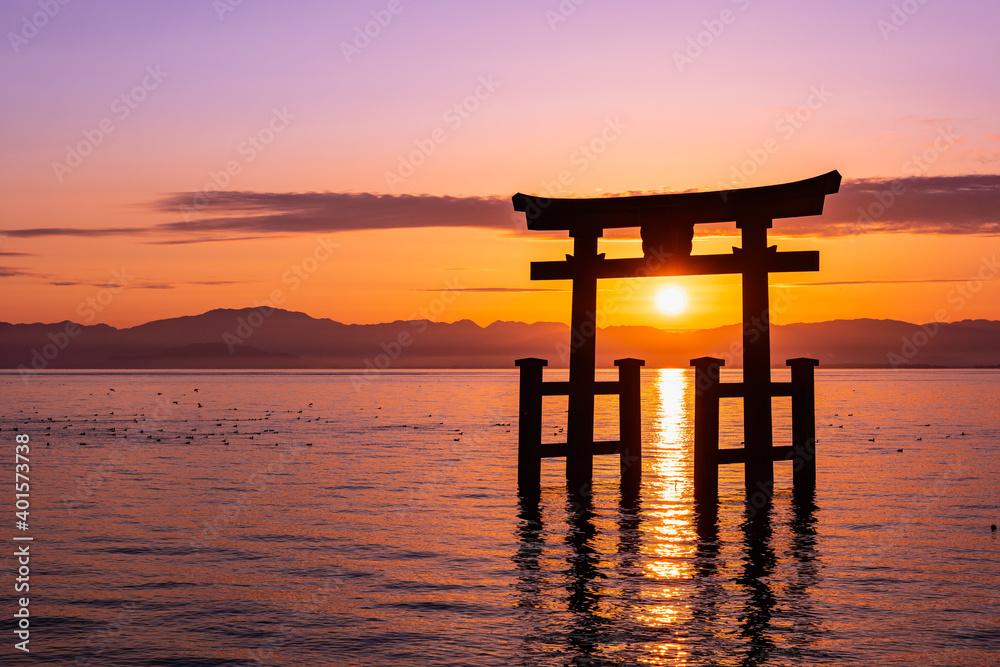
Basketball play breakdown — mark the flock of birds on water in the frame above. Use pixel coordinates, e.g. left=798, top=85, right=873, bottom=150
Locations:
left=1, top=385, right=515, bottom=451
left=0, top=383, right=993, bottom=530
left=0, top=384, right=975, bottom=456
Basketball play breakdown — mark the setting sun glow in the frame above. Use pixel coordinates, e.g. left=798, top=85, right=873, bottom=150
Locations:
left=655, top=286, right=688, bottom=316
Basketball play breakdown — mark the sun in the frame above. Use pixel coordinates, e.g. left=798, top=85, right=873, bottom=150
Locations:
left=655, top=286, right=687, bottom=315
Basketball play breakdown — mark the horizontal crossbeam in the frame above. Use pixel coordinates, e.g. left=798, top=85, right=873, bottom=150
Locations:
left=530, top=249, right=818, bottom=281
left=540, top=442, right=797, bottom=463
left=716, top=445, right=795, bottom=465
left=539, top=440, right=623, bottom=458
left=540, top=380, right=621, bottom=396
left=716, top=381, right=794, bottom=398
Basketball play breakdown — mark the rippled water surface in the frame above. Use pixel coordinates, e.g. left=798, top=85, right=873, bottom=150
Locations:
left=1, top=369, right=998, bottom=665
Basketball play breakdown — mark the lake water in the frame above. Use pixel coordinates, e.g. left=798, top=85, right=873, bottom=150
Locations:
left=1, top=369, right=998, bottom=666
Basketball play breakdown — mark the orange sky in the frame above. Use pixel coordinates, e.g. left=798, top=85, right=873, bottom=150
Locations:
left=2, top=1, right=999, bottom=329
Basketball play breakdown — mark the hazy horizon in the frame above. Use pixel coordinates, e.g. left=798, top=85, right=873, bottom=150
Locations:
left=5, top=303, right=1000, bottom=330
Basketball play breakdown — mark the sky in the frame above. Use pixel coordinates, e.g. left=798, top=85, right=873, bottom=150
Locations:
left=2, top=0, right=999, bottom=330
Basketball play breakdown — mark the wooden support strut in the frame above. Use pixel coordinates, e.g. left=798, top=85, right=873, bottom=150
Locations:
left=691, top=357, right=723, bottom=505
left=689, top=356, right=819, bottom=501
left=788, top=357, right=819, bottom=497
left=514, top=357, right=644, bottom=494
left=616, top=358, right=644, bottom=492
left=515, top=357, right=546, bottom=493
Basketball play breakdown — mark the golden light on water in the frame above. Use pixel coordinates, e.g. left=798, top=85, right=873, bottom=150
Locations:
left=640, top=369, right=698, bottom=636
left=651, top=369, right=689, bottom=452
left=640, top=642, right=690, bottom=667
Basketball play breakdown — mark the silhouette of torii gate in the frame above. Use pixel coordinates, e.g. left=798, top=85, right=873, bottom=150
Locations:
left=511, top=170, right=841, bottom=501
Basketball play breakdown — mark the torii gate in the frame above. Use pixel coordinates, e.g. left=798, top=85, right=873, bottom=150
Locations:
left=511, top=170, right=841, bottom=501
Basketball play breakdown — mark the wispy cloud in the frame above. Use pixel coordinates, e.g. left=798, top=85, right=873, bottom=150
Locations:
left=151, top=191, right=516, bottom=238
left=2, top=176, right=999, bottom=242
left=410, top=286, right=564, bottom=292
left=147, top=236, right=274, bottom=245
left=795, top=175, right=1000, bottom=236
left=3, top=226, right=148, bottom=238
left=48, top=279, right=254, bottom=289
left=778, top=278, right=981, bottom=287
left=0, top=267, right=39, bottom=278
left=901, top=116, right=965, bottom=126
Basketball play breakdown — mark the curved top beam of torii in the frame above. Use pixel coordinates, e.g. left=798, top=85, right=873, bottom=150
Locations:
left=511, top=170, right=841, bottom=232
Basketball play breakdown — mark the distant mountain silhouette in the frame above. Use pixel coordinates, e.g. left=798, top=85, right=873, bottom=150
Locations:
left=2, top=307, right=999, bottom=370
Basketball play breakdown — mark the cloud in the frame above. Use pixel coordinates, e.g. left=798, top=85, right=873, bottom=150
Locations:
left=3, top=176, right=999, bottom=241
left=49, top=279, right=172, bottom=289
left=3, top=227, right=148, bottom=238
left=139, top=175, right=1000, bottom=239
left=901, top=117, right=965, bottom=125
left=0, top=251, right=34, bottom=256
left=48, top=279, right=253, bottom=289
left=147, top=236, right=274, bottom=245
left=410, top=286, right=563, bottom=292
left=150, top=191, right=519, bottom=239
left=0, top=267, right=39, bottom=278
left=784, top=175, right=1000, bottom=236
left=778, top=278, right=981, bottom=287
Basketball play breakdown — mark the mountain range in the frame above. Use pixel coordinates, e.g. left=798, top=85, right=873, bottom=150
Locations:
left=2, top=308, right=999, bottom=371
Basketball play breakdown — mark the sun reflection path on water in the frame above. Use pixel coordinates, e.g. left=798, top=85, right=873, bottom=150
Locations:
left=637, top=369, right=700, bottom=657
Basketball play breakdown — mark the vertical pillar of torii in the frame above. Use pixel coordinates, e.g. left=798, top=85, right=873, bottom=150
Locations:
left=738, top=217, right=775, bottom=495
left=566, top=229, right=600, bottom=491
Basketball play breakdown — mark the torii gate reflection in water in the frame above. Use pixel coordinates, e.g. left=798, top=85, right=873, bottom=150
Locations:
left=511, top=170, right=841, bottom=502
